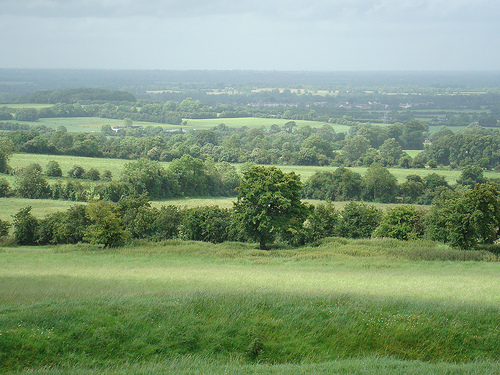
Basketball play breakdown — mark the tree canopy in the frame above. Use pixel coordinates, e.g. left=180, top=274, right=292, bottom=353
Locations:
left=235, top=165, right=310, bottom=249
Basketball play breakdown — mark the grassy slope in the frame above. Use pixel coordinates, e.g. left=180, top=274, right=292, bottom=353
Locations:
left=0, top=240, right=499, bottom=373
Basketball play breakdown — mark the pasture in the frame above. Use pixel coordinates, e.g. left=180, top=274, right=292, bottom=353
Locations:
left=180, top=117, right=349, bottom=131
left=11, top=116, right=345, bottom=133
left=10, top=153, right=500, bottom=185
left=12, top=117, right=172, bottom=133
left=0, top=240, right=499, bottom=373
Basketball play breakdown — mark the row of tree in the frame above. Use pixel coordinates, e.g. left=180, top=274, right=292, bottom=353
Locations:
left=2, top=166, right=499, bottom=252
left=1, top=156, right=240, bottom=201
left=4, top=114, right=500, bottom=168
left=303, top=164, right=491, bottom=204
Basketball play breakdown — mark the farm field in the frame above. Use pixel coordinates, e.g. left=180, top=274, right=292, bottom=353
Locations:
left=182, top=117, right=349, bottom=131
left=9, top=153, right=500, bottom=185
left=1, top=104, right=53, bottom=109
left=10, top=116, right=346, bottom=133
left=0, top=241, right=499, bottom=373
left=0, top=197, right=428, bottom=223
left=5, top=113, right=482, bottom=135
left=12, top=117, right=173, bottom=133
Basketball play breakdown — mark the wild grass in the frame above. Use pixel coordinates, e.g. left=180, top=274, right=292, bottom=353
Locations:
left=9, top=357, right=500, bottom=375
left=1, top=240, right=499, bottom=372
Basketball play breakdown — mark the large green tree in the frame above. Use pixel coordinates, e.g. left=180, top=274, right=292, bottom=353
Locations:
left=235, top=166, right=310, bottom=250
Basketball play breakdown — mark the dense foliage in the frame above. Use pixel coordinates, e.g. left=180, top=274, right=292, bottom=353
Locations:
left=4, top=179, right=500, bottom=252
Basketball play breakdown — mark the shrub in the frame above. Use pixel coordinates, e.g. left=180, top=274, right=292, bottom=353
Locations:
left=84, top=200, right=129, bottom=248
left=180, top=206, right=232, bottom=243
left=16, top=165, right=52, bottom=199
left=0, top=219, right=10, bottom=238
left=68, top=165, right=86, bottom=179
left=373, top=205, right=426, bottom=241
left=46, top=160, right=63, bottom=177
left=84, top=168, right=101, bottom=181
left=306, top=201, right=340, bottom=241
left=102, top=170, right=113, bottom=181
left=338, top=202, right=383, bottom=239
left=0, top=177, right=11, bottom=197
left=12, top=206, right=38, bottom=245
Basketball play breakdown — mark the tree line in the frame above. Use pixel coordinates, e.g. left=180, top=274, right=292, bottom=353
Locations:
left=1, top=166, right=499, bottom=253
left=0, top=132, right=495, bottom=208
left=0, top=156, right=240, bottom=202
left=3, top=114, right=500, bottom=169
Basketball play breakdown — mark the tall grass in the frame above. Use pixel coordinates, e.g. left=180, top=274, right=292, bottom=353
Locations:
left=1, top=240, right=500, bottom=372
left=10, top=357, right=500, bottom=375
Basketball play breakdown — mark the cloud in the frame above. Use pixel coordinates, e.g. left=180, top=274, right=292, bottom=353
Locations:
left=1, top=0, right=498, bottom=23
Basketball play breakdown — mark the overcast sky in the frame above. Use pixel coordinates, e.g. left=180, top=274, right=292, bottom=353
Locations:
left=1, top=0, right=498, bottom=71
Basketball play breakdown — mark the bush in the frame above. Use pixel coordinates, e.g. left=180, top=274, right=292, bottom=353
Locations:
left=16, top=165, right=52, bottom=199
left=0, top=219, right=10, bottom=238
left=180, top=206, right=232, bottom=243
left=306, top=201, right=340, bottom=241
left=84, top=200, right=129, bottom=248
left=373, top=205, right=426, bottom=241
left=12, top=206, right=38, bottom=245
left=84, top=168, right=100, bottom=181
left=46, top=160, right=63, bottom=177
left=0, top=177, right=11, bottom=197
left=338, top=202, right=383, bottom=239
left=68, top=165, right=86, bottom=179
left=102, top=170, right=113, bottom=181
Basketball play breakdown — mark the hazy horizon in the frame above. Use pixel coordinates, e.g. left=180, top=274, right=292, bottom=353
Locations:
left=1, top=0, right=498, bottom=71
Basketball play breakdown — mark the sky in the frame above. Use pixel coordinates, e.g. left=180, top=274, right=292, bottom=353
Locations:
left=0, top=0, right=498, bottom=71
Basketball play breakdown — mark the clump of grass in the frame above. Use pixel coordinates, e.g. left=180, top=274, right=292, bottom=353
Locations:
left=308, top=237, right=496, bottom=262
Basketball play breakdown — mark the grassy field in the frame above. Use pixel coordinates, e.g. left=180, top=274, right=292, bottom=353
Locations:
left=12, top=117, right=174, bottom=133
left=0, top=240, right=499, bottom=373
left=9, top=153, right=130, bottom=177
left=183, top=117, right=350, bottom=132
left=0, top=197, right=426, bottom=223
left=1, top=104, right=54, bottom=109
left=10, top=153, right=500, bottom=185
left=10, top=116, right=344, bottom=133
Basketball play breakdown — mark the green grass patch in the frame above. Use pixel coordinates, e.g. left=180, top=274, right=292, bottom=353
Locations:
left=0, top=197, right=78, bottom=222
left=13, top=117, right=173, bottom=133
left=7, top=357, right=500, bottom=375
left=9, top=153, right=130, bottom=178
left=182, top=117, right=349, bottom=132
left=0, top=240, right=499, bottom=372
left=2, top=104, right=53, bottom=110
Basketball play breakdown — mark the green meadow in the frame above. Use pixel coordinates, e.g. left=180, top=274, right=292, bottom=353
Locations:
left=10, top=153, right=500, bottom=185
left=10, top=116, right=344, bottom=133
left=1, top=240, right=499, bottom=373
left=183, top=117, right=349, bottom=132
left=12, top=117, right=172, bottom=133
